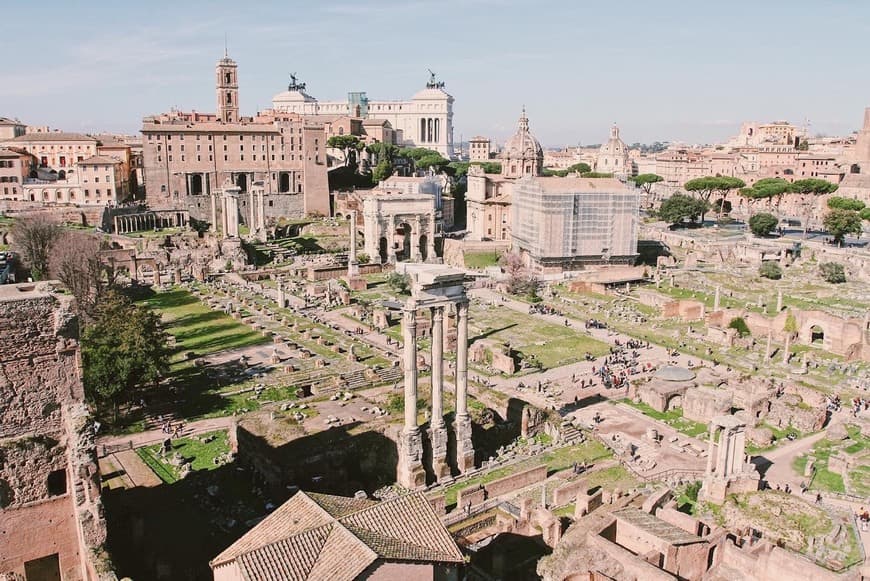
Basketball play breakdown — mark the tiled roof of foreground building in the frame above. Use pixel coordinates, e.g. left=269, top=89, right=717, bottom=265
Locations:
left=211, top=491, right=464, bottom=581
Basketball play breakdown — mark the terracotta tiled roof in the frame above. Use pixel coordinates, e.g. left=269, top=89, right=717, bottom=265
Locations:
left=8, top=132, right=97, bottom=142
left=211, top=491, right=463, bottom=581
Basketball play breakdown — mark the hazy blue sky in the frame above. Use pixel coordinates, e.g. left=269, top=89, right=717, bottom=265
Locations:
left=2, top=0, right=869, bottom=147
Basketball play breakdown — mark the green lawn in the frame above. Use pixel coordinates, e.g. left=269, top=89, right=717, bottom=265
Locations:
left=470, top=306, right=609, bottom=370
left=135, top=430, right=231, bottom=484
left=793, top=439, right=845, bottom=494
left=583, top=465, right=639, bottom=493
left=140, top=288, right=269, bottom=365
left=621, top=400, right=709, bottom=438
left=464, top=251, right=501, bottom=269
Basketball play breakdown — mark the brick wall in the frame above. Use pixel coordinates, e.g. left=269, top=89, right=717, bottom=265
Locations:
left=552, top=479, right=587, bottom=507
left=484, top=465, right=548, bottom=499
left=456, top=485, right=485, bottom=509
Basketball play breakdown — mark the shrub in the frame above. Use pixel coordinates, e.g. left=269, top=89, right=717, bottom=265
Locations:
left=819, top=262, right=846, bottom=284
left=758, top=261, right=782, bottom=280
left=728, top=317, right=751, bottom=337
left=748, top=213, right=778, bottom=237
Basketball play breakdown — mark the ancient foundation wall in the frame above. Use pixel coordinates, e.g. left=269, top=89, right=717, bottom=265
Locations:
left=483, top=465, right=548, bottom=499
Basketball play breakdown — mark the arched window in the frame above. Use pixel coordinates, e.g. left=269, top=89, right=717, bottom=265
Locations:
left=226, top=92, right=232, bottom=105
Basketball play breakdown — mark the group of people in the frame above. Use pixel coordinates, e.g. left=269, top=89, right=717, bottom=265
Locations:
left=159, top=417, right=184, bottom=439
left=528, top=304, right=563, bottom=317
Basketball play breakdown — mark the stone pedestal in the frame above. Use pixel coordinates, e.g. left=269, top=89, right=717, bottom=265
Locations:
left=455, top=414, right=475, bottom=473
left=398, top=428, right=426, bottom=489
left=429, top=425, right=450, bottom=480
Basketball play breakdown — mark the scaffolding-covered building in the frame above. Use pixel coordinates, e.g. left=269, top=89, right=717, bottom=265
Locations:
left=510, top=176, right=640, bottom=273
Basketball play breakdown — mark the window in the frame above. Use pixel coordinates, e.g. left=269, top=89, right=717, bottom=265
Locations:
left=95, top=177, right=100, bottom=183
left=161, top=185, right=166, bottom=192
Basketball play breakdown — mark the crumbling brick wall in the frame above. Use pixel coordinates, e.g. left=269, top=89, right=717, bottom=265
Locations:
left=0, top=283, right=111, bottom=580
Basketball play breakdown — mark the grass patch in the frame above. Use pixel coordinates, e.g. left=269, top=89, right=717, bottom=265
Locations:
left=135, top=430, right=231, bottom=484
left=139, top=288, right=270, bottom=365
left=584, top=465, right=638, bottom=492
left=621, top=400, right=708, bottom=438
left=470, top=305, right=609, bottom=370
left=464, top=251, right=501, bottom=269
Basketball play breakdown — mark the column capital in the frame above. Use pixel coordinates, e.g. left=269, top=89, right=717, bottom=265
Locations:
left=431, top=305, right=444, bottom=321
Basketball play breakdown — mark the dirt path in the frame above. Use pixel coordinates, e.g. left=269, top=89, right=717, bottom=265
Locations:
left=112, top=449, right=162, bottom=488
left=97, top=415, right=236, bottom=454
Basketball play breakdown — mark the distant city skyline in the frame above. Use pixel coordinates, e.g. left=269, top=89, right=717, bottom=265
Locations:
left=2, top=0, right=869, bottom=147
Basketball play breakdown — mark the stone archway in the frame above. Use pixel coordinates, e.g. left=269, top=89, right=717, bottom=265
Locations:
left=398, top=223, right=412, bottom=261
left=279, top=172, right=290, bottom=193
left=667, top=394, right=682, bottom=411
left=419, top=234, right=428, bottom=261
left=379, top=237, right=388, bottom=263
left=810, top=325, right=824, bottom=344
left=191, top=174, right=203, bottom=195
left=235, top=173, right=248, bottom=192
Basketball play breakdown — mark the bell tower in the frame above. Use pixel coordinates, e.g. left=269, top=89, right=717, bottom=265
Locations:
left=216, top=51, right=239, bottom=123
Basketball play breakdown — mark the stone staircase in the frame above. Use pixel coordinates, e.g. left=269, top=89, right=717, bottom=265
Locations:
left=375, top=366, right=403, bottom=385
left=561, top=420, right=585, bottom=444
left=342, top=369, right=369, bottom=390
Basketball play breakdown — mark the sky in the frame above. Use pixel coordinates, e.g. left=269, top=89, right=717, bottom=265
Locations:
left=2, top=0, right=870, bottom=147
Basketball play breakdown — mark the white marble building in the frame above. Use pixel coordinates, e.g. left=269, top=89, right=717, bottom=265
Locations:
left=271, top=73, right=454, bottom=158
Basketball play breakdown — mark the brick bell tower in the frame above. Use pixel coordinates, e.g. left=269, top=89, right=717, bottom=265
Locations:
left=216, top=49, right=239, bottom=123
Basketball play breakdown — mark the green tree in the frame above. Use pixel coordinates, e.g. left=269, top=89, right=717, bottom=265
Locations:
left=398, top=147, right=449, bottom=173
left=327, top=135, right=363, bottom=167
left=580, top=171, right=613, bottom=178
left=684, top=176, right=745, bottom=223
left=728, top=317, right=751, bottom=337
left=372, top=159, right=393, bottom=183
left=658, top=194, right=710, bottom=226
left=81, top=291, right=169, bottom=422
left=823, top=208, right=863, bottom=246
left=385, top=272, right=411, bottom=295
left=789, top=178, right=838, bottom=238
left=630, top=173, right=664, bottom=194
left=748, top=213, right=779, bottom=237
left=819, top=262, right=846, bottom=284
left=11, top=213, right=62, bottom=280
left=826, top=196, right=866, bottom=212
left=758, top=261, right=783, bottom=280
left=739, top=178, right=790, bottom=215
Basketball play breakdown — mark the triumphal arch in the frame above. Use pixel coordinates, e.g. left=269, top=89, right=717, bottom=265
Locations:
left=396, top=263, right=474, bottom=488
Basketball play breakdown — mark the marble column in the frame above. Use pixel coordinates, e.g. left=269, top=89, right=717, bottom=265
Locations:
left=430, top=306, right=449, bottom=479
left=398, top=301, right=425, bottom=488
left=705, top=426, right=716, bottom=474
left=427, top=210, right=437, bottom=262
left=776, top=290, right=783, bottom=313
left=348, top=210, right=360, bottom=278
left=454, top=300, right=474, bottom=473
left=224, top=187, right=240, bottom=238
left=713, top=286, right=721, bottom=311
left=411, top=217, right=422, bottom=262
left=386, top=215, right=397, bottom=264
left=249, top=190, right=256, bottom=232
left=716, top=427, right=731, bottom=476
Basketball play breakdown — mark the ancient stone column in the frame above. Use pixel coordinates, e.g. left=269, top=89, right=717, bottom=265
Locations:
left=714, top=286, right=721, bottom=311
left=224, top=186, right=240, bottom=238
left=455, top=300, right=474, bottom=473
left=398, top=300, right=425, bottom=488
left=209, top=193, right=217, bottom=233
left=249, top=190, right=257, bottom=232
left=782, top=333, right=792, bottom=365
left=705, top=426, right=716, bottom=474
left=716, top=427, right=731, bottom=476
left=776, top=290, right=783, bottom=313
left=277, top=280, right=286, bottom=309
left=430, top=306, right=449, bottom=479
left=412, top=217, right=422, bottom=262
left=256, top=189, right=265, bottom=233
left=348, top=210, right=360, bottom=278
left=764, top=330, right=772, bottom=361
left=386, top=215, right=397, bottom=264
left=427, top=210, right=437, bottom=262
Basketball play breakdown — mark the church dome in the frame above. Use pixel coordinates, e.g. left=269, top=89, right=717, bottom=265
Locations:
left=503, top=109, right=543, bottom=160
left=599, top=125, right=627, bottom=155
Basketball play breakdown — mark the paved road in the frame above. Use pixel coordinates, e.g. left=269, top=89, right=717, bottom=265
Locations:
left=97, top=415, right=236, bottom=453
